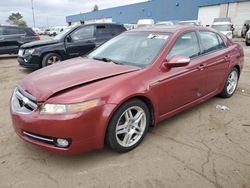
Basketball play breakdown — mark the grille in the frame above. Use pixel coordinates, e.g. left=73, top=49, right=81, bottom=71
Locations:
left=11, top=86, right=38, bottom=114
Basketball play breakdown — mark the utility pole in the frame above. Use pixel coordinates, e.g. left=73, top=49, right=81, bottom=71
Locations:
left=31, top=0, right=36, bottom=28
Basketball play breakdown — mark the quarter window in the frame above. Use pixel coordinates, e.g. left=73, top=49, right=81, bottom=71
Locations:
left=199, top=31, right=222, bottom=54
left=168, top=32, right=200, bottom=59
left=70, top=26, right=94, bottom=41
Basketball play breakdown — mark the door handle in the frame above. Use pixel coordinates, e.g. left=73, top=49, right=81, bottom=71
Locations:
left=198, top=64, right=206, bottom=70
left=224, top=55, right=231, bottom=61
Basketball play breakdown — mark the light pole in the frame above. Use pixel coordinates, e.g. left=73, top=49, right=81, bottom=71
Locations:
left=31, top=0, right=35, bottom=28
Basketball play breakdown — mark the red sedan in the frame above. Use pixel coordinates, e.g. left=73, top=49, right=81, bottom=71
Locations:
left=10, top=26, right=244, bottom=155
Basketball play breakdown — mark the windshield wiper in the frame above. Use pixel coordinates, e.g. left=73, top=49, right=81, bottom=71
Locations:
left=93, top=57, right=123, bottom=65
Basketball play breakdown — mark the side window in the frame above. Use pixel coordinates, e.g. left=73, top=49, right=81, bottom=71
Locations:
left=199, top=31, right=221, bottom=54
left=95, top=25, right=112, bottom=37
left=70, top=26, right=94, bottom=41
left=5, top=27, right=19, bottom=35
left=168, top=32, right=200, bottom=59
left=111, top=25, right=124, bottom=35
left=217, top=34, right=226, bottom=49
left=17, top=28, right=26, bottom=35
left=0, top=27, right=4, bottom=35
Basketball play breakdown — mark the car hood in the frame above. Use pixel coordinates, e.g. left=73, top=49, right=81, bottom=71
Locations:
left=20, top=57, right=140, bottom=102
left=21, top=39, right=59, bottom=49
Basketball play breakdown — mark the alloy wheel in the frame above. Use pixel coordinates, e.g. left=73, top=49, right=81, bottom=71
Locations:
left=115, top=106, right=146, bottom=147
left=47, top=56, right=60, bottom=65
left=227, top=70, right=238, bottom=95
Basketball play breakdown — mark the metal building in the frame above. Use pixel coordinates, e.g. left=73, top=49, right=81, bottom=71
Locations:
left=66, top=0, right=250, bottom=34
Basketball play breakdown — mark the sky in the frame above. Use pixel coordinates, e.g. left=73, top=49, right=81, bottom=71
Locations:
left=0, top=0, right=146, bottom=28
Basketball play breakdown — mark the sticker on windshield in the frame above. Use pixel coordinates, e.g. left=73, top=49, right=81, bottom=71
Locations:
left=147, top=34, right=169, bottom=40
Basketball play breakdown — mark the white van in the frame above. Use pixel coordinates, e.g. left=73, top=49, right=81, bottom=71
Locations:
left=211, top=22, right=234, bottom=39
left=137, top=19, right=155, bottom=28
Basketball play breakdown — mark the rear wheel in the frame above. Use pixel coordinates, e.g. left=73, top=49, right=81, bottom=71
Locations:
left=42, top=53, right=61, bottom=67
left=220, top=68, right=239, bottom=98
left=106, top=99, right=150, bottom=153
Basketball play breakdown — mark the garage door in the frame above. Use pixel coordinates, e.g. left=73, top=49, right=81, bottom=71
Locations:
left=198, top=5, right=220, bottom=26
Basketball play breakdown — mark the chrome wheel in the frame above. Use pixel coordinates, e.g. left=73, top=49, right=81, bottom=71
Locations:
left=115, top=106, right=147, bottom=147
left=47, top=56, right=60, bottom=65
left=227, top=70, right=238, bottom=95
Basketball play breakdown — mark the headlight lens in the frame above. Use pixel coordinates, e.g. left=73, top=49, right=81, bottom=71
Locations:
left=26, top=49, right=36, bottom=55
left=40, top=99, right=100, bottom=114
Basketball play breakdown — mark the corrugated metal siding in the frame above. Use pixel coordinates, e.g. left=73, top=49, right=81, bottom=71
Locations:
left=66, top=0, right=248, bottom=24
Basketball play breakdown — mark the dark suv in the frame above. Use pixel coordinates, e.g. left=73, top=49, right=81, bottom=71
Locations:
left=0, top=25, right=40, bottom=55
left=18, top=23, right=126, bottom=69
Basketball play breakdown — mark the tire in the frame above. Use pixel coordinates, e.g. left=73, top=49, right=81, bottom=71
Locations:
left=246, top=41, right=250, bottom=46
left=219, top=67, right=239, bottom=98
left=41, top=53, right=61, bottom=67
left=106, top=99, right=150, bottom=153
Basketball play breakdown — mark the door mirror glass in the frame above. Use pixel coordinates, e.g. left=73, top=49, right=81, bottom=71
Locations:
left=163, top=55, right=190, bottom=69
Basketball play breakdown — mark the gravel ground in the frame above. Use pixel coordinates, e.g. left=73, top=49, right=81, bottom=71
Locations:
left=0, top=42, right=249, bottom=188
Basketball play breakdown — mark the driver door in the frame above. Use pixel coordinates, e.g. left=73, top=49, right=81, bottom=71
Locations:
left=153, top=31, right=208, bottom=116
left=65, top=25, right=96, bottom=58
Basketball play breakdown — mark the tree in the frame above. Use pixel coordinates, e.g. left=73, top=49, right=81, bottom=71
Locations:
left=6, top=12, right=27, bottom=27
left=92, top=4, right=99, bottom=12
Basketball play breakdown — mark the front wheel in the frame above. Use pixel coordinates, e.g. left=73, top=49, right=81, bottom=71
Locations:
left=106, top=99, right=150, bottom=153
left=41, top=53, right=61, bottom=67
left=220, top=68, right=239, bottom=98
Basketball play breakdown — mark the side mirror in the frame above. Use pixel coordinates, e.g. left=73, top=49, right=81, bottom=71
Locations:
left=66, top=35, right=72, bottom=43
left=163, top=55, right=190, bottom=69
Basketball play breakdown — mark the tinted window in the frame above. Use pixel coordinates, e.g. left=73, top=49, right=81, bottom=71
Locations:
left=169, top=32, right=200, bottom=58
left=199, top=31, right=221, bottom=54
left=70, top=26, right=94, bottom=41
left=0, top=27, right=4, bottom=35
left=5, top=27, right=19, bottom=35
left=111, top=25, right=125, bottom=35
left=95, top=25, right=112, bottom=37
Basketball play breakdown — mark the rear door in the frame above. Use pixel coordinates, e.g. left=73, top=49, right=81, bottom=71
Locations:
left=65, top=25, right=96, bottom=58
left=198, top=31, right=229, bottom=94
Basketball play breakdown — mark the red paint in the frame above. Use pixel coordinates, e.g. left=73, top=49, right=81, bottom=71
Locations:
left=10, top=26, right=244, bottom=155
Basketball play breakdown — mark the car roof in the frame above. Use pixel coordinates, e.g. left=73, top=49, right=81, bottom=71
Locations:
left=80, top=23, right=124, bottom=27
left=130, top=25, right=211, bottom=33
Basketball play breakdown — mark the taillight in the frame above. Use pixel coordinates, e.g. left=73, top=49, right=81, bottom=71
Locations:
left=35, top=35, right=40, bottom=40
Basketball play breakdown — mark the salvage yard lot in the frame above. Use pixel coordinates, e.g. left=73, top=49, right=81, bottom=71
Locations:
left=0, top=43, right=250, bottom=188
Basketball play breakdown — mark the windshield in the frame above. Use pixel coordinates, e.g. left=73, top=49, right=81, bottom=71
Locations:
left=212, top=25, right=232, bottom=31
left=88, top=32, right=171, bottom=68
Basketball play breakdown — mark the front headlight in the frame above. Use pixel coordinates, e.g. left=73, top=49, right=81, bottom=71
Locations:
left=26, top=49, right=36, bottom=55
left=40, top=99, right=100, bottom=114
